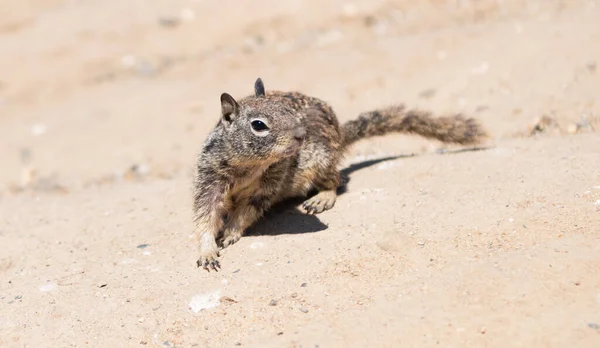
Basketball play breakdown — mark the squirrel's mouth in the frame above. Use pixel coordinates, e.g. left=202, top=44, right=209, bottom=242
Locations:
left=283, top=138, right=303, bottom=157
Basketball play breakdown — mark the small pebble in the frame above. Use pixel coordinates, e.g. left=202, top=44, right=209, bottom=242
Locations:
left=98, top=284, right=107, bottom=288
left=588, top=323, right=599, bottom=330
left=121, top=55, right=137, bottom=67
left=158, top=16, right=180, bottom=28
left=471, top=61, right=490, bottom=74
left=269, top=300, right=277, bottom=306
left=180, top=8, right=196, bottom=21
left=39, top=282, right=57, bottom=292
left=31, top=123, right=47, bottom=136
left=140, top=341, right=148, bottom=345
left=418, top=88, right=436, bottom=99
left=301, top=283, right=308, bottom=287
left=137, top=244, right=149, bottom=249
left=299, top=307, right=309, bottom=313
left=291, top=293, right=298, bottom=298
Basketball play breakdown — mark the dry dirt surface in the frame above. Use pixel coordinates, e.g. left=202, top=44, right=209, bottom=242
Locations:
left=1, top=0, right=600, bottom=347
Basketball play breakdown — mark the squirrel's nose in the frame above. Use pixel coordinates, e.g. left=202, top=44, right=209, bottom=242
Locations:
left=293, top=127, right=306, bottom=141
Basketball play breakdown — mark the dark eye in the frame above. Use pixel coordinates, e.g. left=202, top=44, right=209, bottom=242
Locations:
left=251, top=120, right=269, bottom=132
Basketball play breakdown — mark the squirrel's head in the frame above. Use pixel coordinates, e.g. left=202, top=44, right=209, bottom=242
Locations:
left=218, top=78, right=306, bottom=166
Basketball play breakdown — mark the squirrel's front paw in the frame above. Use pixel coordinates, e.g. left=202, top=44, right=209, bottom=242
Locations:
left=197, top=248, right=221, bottom=271
left=302, top=190, right=337, bottom=214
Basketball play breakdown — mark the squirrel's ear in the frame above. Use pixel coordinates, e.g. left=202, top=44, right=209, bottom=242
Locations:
left=220, top=93, right=238, bottom=124
left=254, top=78, right=265, bottom=97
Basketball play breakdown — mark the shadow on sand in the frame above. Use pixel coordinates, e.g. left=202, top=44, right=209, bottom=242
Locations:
left=247, top=146, right=492, bottom=237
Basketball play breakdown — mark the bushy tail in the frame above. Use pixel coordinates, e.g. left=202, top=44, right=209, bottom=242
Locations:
left=342, top=105, right=487, bottom=147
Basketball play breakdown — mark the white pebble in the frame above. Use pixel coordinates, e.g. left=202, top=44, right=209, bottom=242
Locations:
left=250, top=242, right=264, bottom=249
left=39, top=282, right=57, bottom=292
left=508, top=218, right=514, bottom=223
left=143, top=250, right=152, bottom=256
left=471, top=61, right=490, bottom=74
left=342, top=3, right=358, bottom=17
left=31, top=123, right=47, bottom=136
left=120, top=55, right=137, bottom=68
left=180, top=8, right=195, bottom=21
left=189, top=290, right=221, bottom=313
left=376, top=162, right=396, bottom=170
left=594, top=200, right=600, bottom=205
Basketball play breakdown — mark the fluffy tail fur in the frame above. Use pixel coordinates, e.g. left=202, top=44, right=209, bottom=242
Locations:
left=342, top=105, right=487, bottom=147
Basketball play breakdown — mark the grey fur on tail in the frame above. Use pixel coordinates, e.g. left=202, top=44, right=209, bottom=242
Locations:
left=342, top=105, right=487, bottom=146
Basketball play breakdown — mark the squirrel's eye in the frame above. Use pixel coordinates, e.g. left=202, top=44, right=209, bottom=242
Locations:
left=251, top=120, right=269, bottom=132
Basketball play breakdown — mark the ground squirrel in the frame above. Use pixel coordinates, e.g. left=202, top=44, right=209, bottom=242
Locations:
left=193, top=78, right=487, bottom=270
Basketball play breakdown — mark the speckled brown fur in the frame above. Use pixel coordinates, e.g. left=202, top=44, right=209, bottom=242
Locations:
left=193, top=78, right=487, bottom=270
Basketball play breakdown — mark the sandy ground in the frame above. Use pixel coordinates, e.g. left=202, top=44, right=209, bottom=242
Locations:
left=1, top=0, right=600, bottom=347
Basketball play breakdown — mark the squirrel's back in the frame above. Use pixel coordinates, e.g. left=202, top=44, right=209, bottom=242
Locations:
left=252, top=90, right=487, bottom=150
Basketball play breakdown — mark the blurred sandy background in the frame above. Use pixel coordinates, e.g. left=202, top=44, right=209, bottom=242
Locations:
left=1, top=0, right=599, bottom=347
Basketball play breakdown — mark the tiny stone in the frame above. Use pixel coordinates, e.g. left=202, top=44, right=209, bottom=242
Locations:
left=235, top=343, right=241, bottom=346
left=232, top=269, right=241, bottom=273
left=137, top=244, right=149, bottom=249
left=277, top=332, right=284, bottom=336
left=140, top=341, right=147, bottom=345
left=418, top=88, right=436, bottom=99
left=269, top=300, right=277, bottom=306
left=364, top=15, right=377, bottom=27
left=158, top=16, right=180, bottom=28
left=574, top=281, right=581, bottom=286
left=299, top=307, right=309, bottom=313
left=99, top=284, right=107, bottom=288
left=291, top=293, right=298, bottom=298
left=15, top=295, right=22, bottom=300
left=301, top=283, right=308, bottom=287
left=588, top=323, right=599, bottom=330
